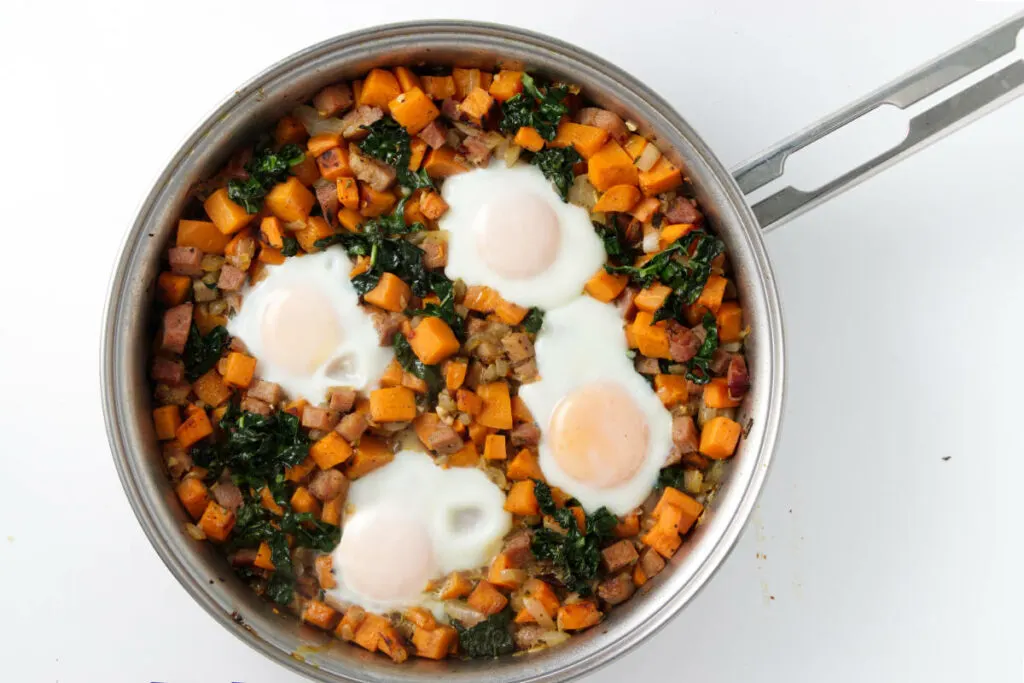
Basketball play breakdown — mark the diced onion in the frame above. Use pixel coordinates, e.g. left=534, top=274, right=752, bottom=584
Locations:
left=635, top=142, right=661, bottom=172
left=481, top=131, right=505, bottom=149
left=642, top=231, right=660, bottom=254
left=482, top=465, right=507, bottom=490
left=683, top=469, right=703, bottom=494
left=567, top=175, right=599, bottom=211
left=498, top=568, right=527, bottom=588
left=185, top=523, right=206, bottom=541
left=293, top=105, right=346, bottom=137
left=504, top=143, right=522, bottom=167
left=523, top=596, right=555, bottom=630
left=444, top=601, right=486, bottom=627
left=538, top=630, right=571, bottom=646
left=452, top=120, right=483, bottom=138
left=721, top=341, right=742, bottom=353
left=201, top=255, right=225, bottom=272
left=698, top=405, right=736, bottom=428
left=624, top=119, right=638, bottom=132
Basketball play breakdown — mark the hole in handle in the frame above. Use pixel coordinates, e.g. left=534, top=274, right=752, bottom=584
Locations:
left=777, top=103, right=909, bottom=195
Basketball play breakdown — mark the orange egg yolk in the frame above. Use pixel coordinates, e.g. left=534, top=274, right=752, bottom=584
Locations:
left=261, top=284, right=342, bottom=375
left=548, top=382, right=649, bottom=488
left=335, top=506, right=437, bottom=603
left=474, top=190, right=560, bottom=279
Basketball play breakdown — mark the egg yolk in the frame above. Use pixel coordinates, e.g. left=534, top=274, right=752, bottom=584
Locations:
left=474, top=190, right=560, bottom=279
left=335, top=506, right=437, bottom=603
left=260, top=284, right=343, bottom=375
left=548, top=382, right=649, bottom=488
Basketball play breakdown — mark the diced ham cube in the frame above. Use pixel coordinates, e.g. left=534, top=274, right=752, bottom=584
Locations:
left=302, top=406, right=340, bottom=431
left=421, top=241, right=447, bottom=269
left=664, top=197, right=703, bottom=225
left=314, top=178, right=340, bottom=227
left=212, top=482, right=243, bottom=512
left=329, top=387, right=357, bottom=414
left=672, top=416, right=699, bottom=453
left=309, top=469, right=349, bottom=502
left=597, top=572, right=636, bottom=606
left=335, top=412, right=368, bottom=442
left=340, top=105, right=384, bottom=139
left=168, top=247, right=203, bottom=276
left=425, top=422, right=463, bottom=455
left=601, top=540, right=639, bottom=573
left=576, top=107, right=628, bottom=143
left=727, top=355, right=750, bottom=400
left=417, top=120, right=448, bottom=149
left=217, top=265, right=247, bottom=291
left=314, top=83, right=354, bottom=117
left=509, top=422, right=540, bottom=447
left=247, top=380, right=282, bottom=405
left=666, top=321, right=700, bottom=363
left=501, top=333, right=534, bottom=364
left=348, top=146, right=396, bottom=191
left=241, top=396, right=271, bottom=416
left=151, top=357, right=185, bottom=384
left=161, top=303, right=193, bottom=354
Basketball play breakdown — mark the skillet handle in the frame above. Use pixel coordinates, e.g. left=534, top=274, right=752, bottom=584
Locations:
left=732, top=12, right=1024, bottom=232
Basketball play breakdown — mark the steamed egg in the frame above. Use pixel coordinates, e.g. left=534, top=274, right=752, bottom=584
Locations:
left=439, top=163, right=606, bottom=310
left=226, top=247, right=392, bottom=401
left=327, top=451, right=511, bottom=616
left=517, top=297, right=674, bottom=516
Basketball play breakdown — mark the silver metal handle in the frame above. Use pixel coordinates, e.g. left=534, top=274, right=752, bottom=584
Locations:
left=733, top=13, right=1024, bottom=231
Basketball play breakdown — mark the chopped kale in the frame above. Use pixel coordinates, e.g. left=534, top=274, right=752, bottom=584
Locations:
left=263, top=533, right=297, bottom=604
left=226, top=144, right=305, bottom=213
left=522, top=307, right=545, bottom=335
left=657, top=466, right=687, bottom=491
left=358, top=117, right=409, bottom=168
left=358, top=117, right=435, bottom=190
left=315, top=196, right=433, bottom=296
left=593, top=220, right=637, bottom=265
left=398, top=166, right=435, bottom=191
left=407, top=273, right=462, bottom=332
left=530, top=146, right=581, bottom=201
left=499, top=73, right=570, bottom=141
left=683, top=313, right=719, bottom=385
left=605, top=228, right=724, bottom=324
left=191, top=405, right=309, bottom=488
left=183, top=324, right=229, bottom=381
left=530, top=480, right=617, bottom=595
left=280, top=236, right=299, bottom=257
left=455, top=609, right=515, bottom=658
left=230, top=491, right=340, bottom=606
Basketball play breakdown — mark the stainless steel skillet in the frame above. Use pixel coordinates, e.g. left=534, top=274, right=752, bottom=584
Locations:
left=100, top=15, right=1024, bottom=683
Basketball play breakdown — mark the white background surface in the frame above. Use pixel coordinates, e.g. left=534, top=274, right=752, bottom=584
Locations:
left=1, top=1, right=1022, bottom=681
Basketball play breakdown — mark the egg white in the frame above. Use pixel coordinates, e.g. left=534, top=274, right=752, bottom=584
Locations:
left=226, top=247, right=392, bottom=402
left=439, top=162, right=606, bottom=310
left=517, top=296, right=674, bottom=515
left=327, top=451, right=512, bottom=616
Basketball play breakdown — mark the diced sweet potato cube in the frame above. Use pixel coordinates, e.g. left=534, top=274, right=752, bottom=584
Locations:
left=204, top=188, right=252, bottom=235
left=409, top=316, right=460, bottom=364
left=265, top=177, right=315, bottom=222
left=310, top=431, right=354, bottom=470
left=587, top=141, right=639, bottom=191
left=198, top=501, right=235, bottom=542
left=467, top=580, right=508, bottom=616
left=389, top=87, right=440, bottom=134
